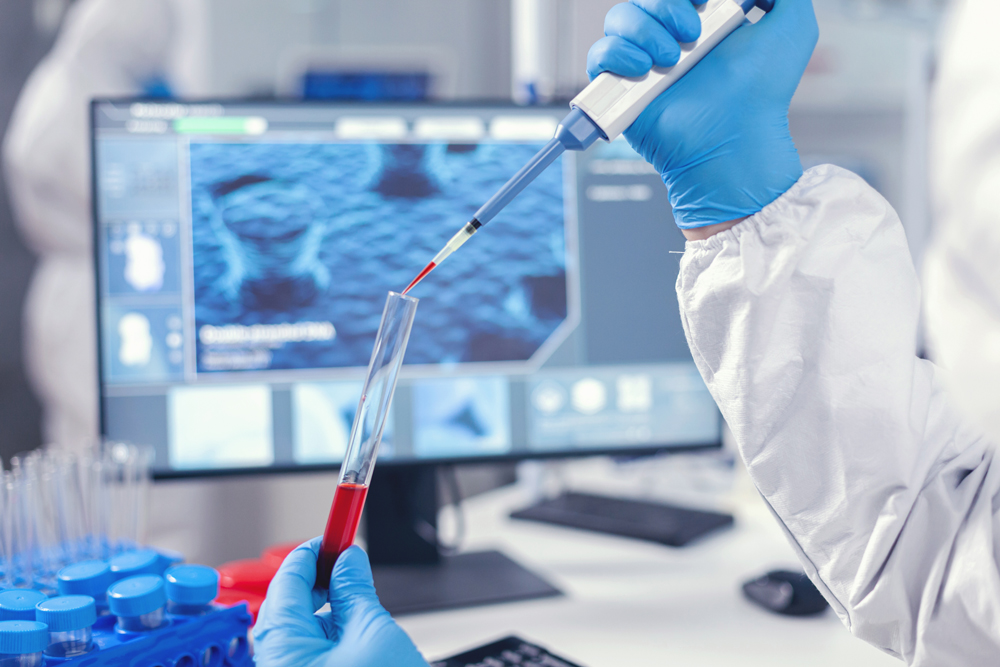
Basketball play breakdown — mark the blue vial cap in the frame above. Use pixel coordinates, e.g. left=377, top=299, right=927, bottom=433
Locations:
left=164, top=565, right=218, bottom=606
left=107, top=576, right=166, bottom=618
left=157, top=549, right=184, bottom=571
left=35, top=596, right=97, bottom=632
left=0, top=590, right=49, bottom=621
left=57, top=560, right=113, bottom=598
left=110, top=549, right=161, bottom=580
left=0, top=621, right=48, bottom=654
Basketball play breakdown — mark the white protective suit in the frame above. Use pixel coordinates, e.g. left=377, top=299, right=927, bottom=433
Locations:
left=676, top=0, right=1000, bottom=664
left=2, top=0, right=209, bottom=445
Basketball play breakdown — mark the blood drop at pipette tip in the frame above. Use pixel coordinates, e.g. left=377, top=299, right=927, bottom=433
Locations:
left=402, top=261, right=436, bottom=295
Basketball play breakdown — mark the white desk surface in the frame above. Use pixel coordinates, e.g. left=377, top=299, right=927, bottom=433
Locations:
left=398, top=459, right=898, bottom=667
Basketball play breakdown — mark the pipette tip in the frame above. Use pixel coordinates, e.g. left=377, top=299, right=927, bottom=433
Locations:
left=402, top=261, right=437, bottom=295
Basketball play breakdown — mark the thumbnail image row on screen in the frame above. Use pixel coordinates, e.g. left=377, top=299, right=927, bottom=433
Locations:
left=164, top=366, right=719, bottom=470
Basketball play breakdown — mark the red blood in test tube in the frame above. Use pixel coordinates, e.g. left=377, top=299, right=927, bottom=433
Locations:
left=316, top=482, right=370, bottom=588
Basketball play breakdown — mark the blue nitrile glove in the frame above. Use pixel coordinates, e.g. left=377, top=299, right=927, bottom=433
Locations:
left=586, top=0, right=818, bottom=227
left=253, top=538, right=429, bottom=667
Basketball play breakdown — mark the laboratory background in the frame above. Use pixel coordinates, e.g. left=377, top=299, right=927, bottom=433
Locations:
left=0, top=0, right=950, bottom=665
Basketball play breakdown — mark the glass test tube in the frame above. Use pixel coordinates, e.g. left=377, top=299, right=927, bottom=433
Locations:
left=7, top=464, right=37, bottom=589
left=0, top=473, right=11, bottom=590
left=315, top=291, right=418, bottom=588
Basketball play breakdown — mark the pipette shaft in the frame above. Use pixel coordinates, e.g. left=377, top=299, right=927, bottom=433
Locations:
left=403, top=0, right=774, bottom=294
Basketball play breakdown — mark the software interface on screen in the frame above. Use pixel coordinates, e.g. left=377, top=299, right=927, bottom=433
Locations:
left=92, top=101, right=720, bottom=475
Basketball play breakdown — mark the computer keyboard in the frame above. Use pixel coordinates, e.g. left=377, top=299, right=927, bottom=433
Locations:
left=431, top=636, right=584, bottom=667
left=510, top=491, right=734, bottom=546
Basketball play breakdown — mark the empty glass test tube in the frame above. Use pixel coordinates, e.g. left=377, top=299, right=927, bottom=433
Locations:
left=315, top=291, right=418, bottom=588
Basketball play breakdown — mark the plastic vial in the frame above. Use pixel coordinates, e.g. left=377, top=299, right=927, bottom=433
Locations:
left=0, top=592, right=48, bottom=623
left=34, top=596, right=96, bottom=658
left=109, top=549, right=163, bottom=581
left=164, top=565, right=219, bottom=616
left=156, top=549, right=185, bottom=572
left=57, top=561, right=113, bottom=616
left=107, top=575, right=167, bottom=633
left=0, top=620, right=48, bottom=667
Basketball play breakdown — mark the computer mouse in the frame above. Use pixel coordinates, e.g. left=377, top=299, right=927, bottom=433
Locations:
left=741, top=569, right=829, bottom=616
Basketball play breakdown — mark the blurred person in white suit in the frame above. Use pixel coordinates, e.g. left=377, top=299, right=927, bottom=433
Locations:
left=2, top=0, right=209, bottom=446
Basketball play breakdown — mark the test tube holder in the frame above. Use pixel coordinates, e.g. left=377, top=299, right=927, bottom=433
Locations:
left=50, top=603, right=252, bottom=667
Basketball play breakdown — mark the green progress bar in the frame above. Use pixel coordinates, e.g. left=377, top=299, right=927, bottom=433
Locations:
left=173, top=117, right=268, bottom=135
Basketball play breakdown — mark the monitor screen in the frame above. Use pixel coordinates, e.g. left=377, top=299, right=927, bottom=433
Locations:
left=91, top=100, right=720, bottom=477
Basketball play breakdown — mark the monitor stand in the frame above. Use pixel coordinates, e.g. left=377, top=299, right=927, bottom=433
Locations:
left=366, top=465, right=561, bottom=616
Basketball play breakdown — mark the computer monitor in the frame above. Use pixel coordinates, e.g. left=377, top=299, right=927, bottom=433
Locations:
left=91, top=99, right=722, bottom=613
left=91, top=99, right=720, bottom=480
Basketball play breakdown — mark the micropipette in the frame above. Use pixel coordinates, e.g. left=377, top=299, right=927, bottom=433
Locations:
left=403, top=0, right=775, bottom=294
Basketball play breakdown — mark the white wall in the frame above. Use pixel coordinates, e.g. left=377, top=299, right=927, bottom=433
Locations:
left=148, top=471, right=338, bottom=566
left=202, top=0, right=511, bottom=99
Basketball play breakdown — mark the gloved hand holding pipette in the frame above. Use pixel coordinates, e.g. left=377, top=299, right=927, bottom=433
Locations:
left=403, top=0, right=807, bottom=292
left=588, top=0, right=818, bottom=227
left=253, top=538, right=430, bottom=667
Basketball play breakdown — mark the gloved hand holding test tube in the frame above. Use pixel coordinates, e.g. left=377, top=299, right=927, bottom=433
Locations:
left=402, top=0, right=777, bottom=294
left=315, top=291, right=419, bottom=589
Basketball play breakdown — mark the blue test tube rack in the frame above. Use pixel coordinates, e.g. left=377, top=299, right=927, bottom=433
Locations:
left=44, top=602, right=252, bottom=667
left=2, top=546, right=255, bottom=667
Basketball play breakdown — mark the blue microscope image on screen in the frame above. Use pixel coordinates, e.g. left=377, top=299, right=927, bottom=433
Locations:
left=188, top=141, right=570, bottom=373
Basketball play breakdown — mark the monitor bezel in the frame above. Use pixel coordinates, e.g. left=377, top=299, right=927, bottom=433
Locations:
left=89, top=96, right=723, bottom=481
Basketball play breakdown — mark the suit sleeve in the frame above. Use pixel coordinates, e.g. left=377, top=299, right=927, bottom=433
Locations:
left=677, top=164, right=1000, bottom=665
